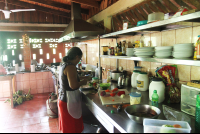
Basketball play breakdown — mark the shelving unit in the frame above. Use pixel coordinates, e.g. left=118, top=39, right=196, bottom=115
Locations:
left=98, top=11, right=200, bottom=69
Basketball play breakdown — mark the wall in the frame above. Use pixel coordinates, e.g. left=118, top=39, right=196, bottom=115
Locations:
left=0, top=32, right=71, bottom=66
left=80, top=23, right=200, bottom=86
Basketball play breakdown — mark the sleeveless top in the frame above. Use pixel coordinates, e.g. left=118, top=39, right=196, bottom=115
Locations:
left=58, top=62, right=82, bottom=119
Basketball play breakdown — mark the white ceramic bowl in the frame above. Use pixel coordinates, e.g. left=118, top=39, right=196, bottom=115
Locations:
left=135, top=51, right=154, bottom=55
left=155, top=46, right=173, bottom=51
left=173, top=46, right=194, bottom=52
left=173, top=52, right=193, bottom=58
left=155, top=52, right=171, bottom=58
left=173, top=43, right=194, bottom=48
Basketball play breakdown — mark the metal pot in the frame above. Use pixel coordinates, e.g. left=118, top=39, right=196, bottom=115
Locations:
left=110, top=70, right=123, bottom=81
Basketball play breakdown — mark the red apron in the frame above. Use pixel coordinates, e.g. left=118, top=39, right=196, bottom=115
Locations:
left=58, top=99, right=84, bottom=133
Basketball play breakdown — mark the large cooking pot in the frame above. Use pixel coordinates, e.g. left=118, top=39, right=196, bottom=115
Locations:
left=110, top=70, right=123, bottom=81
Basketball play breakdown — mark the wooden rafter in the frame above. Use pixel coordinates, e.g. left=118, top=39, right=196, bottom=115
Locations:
left=136, top=7, right=148, bottom=19
left=147, top=1, right=160, bottom=12
left=182, top=0, right=200, bottom=9
left=174, top=0, right=192, bottom=10
left=19, top=0, right=89, bottom=15
left=154, top=0, right=169, bottom=13
left=71, top=0, right=99, bottom=8
left=123, top=12, right=135, bottom=25
left=161, top=0, right=178, bottom=13
left=128, top=10, right=139, bottom=23
left=143, top=4, right=153, bottom=14
left=131, top=9, right=144, bottom=21
left=0, top=0, right=71, bottom=18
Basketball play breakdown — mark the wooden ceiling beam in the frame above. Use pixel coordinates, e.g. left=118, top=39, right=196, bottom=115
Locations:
left=71, top=0, right=99, bottom=8
left=0, top=0, right=71, bottom=18
left=19, top=0, right=89, bottom=15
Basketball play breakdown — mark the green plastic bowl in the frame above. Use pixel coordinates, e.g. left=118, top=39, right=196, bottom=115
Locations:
left=99, top=83, right=110, bottom=90
left=137, top=20, right=148, bottom=26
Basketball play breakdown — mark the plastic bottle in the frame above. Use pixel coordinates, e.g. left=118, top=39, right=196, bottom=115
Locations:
left=151, top=90, right=159, bottom=107
left=140, top=34, right=145, bottom=47
left=95, top=63, right=99, bottom=78
left=131, top=70, right=140, bottom=88
left=107, top=69, right=111, bottom=83
left=195, top=93, right=200, bottom=132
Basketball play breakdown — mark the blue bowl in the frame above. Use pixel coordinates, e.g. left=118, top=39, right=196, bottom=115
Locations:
left=137, top=20, right=148, bottom=26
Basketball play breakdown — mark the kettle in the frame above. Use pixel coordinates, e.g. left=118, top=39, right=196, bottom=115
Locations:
left=149, top=77, right=165, bottom=103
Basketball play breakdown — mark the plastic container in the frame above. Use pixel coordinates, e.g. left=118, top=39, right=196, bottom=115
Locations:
left=143, top=119, right=191, bottom=133
left=131, top=70, right=141, bottom=88
left=181, top=84, right=200, bottom=116
left=129, top=92, right=142, bottom=105
left=149, top=78, right=165, bottom=103
left=136, top=72, right=149, bottom=91
left=92, top=77, right=99, bottom=83
left=137, top=20, right=148, bottom=26
left=151, top=90, right=159, bottom=107
left=147, top=12, right=164, bottom=23
left=195, top=93, right=200, bottom=132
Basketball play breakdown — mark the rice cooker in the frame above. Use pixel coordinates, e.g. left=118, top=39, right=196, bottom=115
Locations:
left=110, top=70, right=123, bottom=81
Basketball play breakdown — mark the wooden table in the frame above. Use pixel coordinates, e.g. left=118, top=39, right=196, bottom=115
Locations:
left=0, top=75, right=16, bottom=108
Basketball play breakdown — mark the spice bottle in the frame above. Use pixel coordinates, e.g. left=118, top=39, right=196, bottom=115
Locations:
left=140, top=34, right=145, bottom=47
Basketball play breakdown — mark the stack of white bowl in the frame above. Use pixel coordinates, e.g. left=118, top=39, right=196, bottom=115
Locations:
left=134, top=47, right=154, bottom=57
left=155, top=46, right=173, bottom=58
left=126, top=48, right=134, bottom=56
left=173, top=43, right=194, bottom=58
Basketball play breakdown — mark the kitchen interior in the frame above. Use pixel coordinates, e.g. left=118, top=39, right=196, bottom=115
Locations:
left=1, top=0, right=200, bottom=133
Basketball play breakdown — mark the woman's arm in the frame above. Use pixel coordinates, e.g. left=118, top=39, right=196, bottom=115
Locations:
left=79, top=76, right=92, bottom=81
left=65, top=65, right=87, bottom=89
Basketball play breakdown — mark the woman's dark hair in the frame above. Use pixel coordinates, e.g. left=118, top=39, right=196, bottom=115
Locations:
left=63, top=47, right=83, bottom=62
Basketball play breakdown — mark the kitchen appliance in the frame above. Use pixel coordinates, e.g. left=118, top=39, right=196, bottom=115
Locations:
left=149, top=77, right=165, bottom=103
left=110, top=70, right=123, bottom=82
left=181, top=84, right=200, bottom=116
left=124, top=104, right=161, bottom=124
left=58, top=2, right=104, bottom=43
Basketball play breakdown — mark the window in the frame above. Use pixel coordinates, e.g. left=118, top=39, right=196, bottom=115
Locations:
left=65, top=48, right=68, bottom=55
left=53, top=48, right=56, bottom=54
left=32, top=44, right=41, bottom=48
left=33, top=54, right=36, bottom=60
left=49, top=44, right=57, bottom=48
left=65, top=44, right=72, bottom=47
left=20, top=44, right=24, bottom=49
left=40, top=59, right=43, bottom=64
left=45, top=38, right=58, bottom=43
left=3, top=55, right=7, bottom=61
left=39, top=49, right=43, bottom=55
left=30, top=38, right=42, bottom=43
left=59, top=53, right=62, bottom=59
left=7, top=39, right=17, bottom=43
left=19, top=54, right=22, bottom=60
left=12, top=50, right=15, bottom=56
left=46, top=53, right=50, bottom=59
left=13, top=60, right=15, bottom=66
left=7, top=44, right=17, bottom=49
left=53, top=58, right=56, bottom=63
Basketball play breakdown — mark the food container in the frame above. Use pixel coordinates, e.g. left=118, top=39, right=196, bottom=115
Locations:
left=147, top=12, right=164, bottom=23
left=129, top=92, right=142, bottom=105
left=136, top=72, right=149, bottom=91
left=181, top=84, right=200, bottom=116
left=137, top=20, right=148, bottom=26
left=143, top=119, right=191, bottom=133
left=92, top=77, right=99, bottom=83
left=124, top=104, right=161, bottom=124
left=102, top=46, right=108, bottom=55
left=123, top=19, right=129, bottom=30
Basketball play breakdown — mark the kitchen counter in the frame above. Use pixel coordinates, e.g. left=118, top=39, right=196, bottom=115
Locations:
left=81, top=82, right=196, bottom=133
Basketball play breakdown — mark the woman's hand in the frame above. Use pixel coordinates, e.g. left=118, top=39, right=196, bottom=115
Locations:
left=81, top=79, right=87, bottom=85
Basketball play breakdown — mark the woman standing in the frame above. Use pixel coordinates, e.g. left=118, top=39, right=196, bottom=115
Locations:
left=58, top=47, right=88, bottom=133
